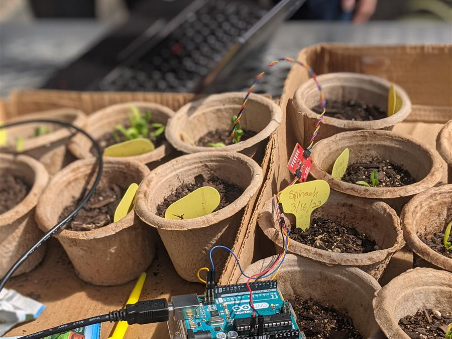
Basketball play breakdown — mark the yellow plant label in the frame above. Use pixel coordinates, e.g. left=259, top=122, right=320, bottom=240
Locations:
left=104, top=138, right=155, bottom=157
left=331, top=148, right=349, bottom=179
left=165, top=186, right=220, bottom=220
left=388, top=84, right=402, bottom=116
left=0, top=121, right=6, bottom=146
left=114, top=183, right=138, bottom=222
left=279, top=180, right=330, bottom=230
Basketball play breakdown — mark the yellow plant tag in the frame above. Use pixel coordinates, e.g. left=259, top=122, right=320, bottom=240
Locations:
left=114, top=183, right=138, bottom=222
left=279, top=180, right=330, bottom=230
left=331, top=148, right=349, bottom=179
left=388, top=84, right=402, bottom=116
left=104, top=138, right=155, bottom=157
left=0, top=121, right=6, bottom=146
left=165, top=186, right=220, bottom=220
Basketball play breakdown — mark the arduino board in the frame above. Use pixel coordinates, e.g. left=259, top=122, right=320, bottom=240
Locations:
left=168, top=280, right=304, bottom=339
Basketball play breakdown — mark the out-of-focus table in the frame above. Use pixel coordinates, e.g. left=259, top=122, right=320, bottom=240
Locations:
left=0, top=20, right=451, bottom=97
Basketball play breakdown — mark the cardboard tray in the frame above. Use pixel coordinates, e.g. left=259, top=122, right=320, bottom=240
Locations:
left=1, top=91, right=273, bottom=339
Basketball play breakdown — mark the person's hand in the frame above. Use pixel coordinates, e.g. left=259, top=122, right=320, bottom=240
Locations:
left=341, top=0, right=378, bottom=23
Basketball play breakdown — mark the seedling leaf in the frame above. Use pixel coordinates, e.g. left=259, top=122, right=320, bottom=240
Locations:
left=16, top=137, right=24, bottom=152
left=370, top=169, right=379, bottom=187
left=356, top=181, right=371, bottom=187
left=444, top=221, right=452, bottom=251
left=115, top=125, right=132, bottom=140
left=446, top=323, right=452, bottom=339
left=35, top=125, right=50, bottom=137
left=208, top=142, right=226, bottom=148
left=230, top=115, right=243, bottom=144
left=145, top=111, right=152, bottom=123
left=153, top=126, right=165, bottom=137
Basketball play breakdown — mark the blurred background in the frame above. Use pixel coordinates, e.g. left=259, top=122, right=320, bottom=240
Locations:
left=0, top=0, right=451, bottom=98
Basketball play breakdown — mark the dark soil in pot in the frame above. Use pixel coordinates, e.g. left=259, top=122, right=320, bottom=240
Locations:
left=290, top=217, right=378, bottom=254
left=89, top=123, right=166, bottom=154
left=399, top=308, right=451, bottom=338
left=0, top=173, right=31, bottom=214
left=421, top=221, right=452, bottom=259
left=312, top=99, right=387, bottom=121
left=290, top=297, right=363, bottom=339
left=59, top=184, right=125, bottom=231
left=156, top=175, right=243, bottom=218
left=342, top=157, right=416, bottom=187
left=196, top=129, right=257, bottom=147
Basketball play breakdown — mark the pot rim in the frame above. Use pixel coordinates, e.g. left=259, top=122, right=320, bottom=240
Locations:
left=0, top=154, right=49, bottom=224
left=165, top=92, right=282, bottom=154
left=310, top=130, right=445, bottom=199
left=68, top=101, right=175, bottom=163
left=7, top=109, right=87, bottom=151
left=437, top=119, right=452, bottom=165
left=294, top=72, right=412, bottom=129
left=373, top=267, right=452, bottom=339
left=258, top=196, right=404, bottom=266
left=134, top=151, right=263, bottom=231
left=35, top=157, right=150, bottom=240
left=401, top=184, right=452, bottom=271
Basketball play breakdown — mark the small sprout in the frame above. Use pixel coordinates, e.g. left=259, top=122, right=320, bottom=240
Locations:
left=15, top=137, right=24, bottom=152
left=370, top=169, right=379, bottom=187
left=144, top=111, right=152, bottom=123
left=150, top=123, right=165, bottom=140
left=35, top=125, right=50, bottom=137
left=356, top=181, right=371, bottom=187
left=112, top=131, right=121, bottom=143
left=446, top=323, right=452, bottom=339
left=208, top=142, right=226, bottom=148
left=230, top=115, right=243, bottom=144
left=444, top=221, right=452, bottom=251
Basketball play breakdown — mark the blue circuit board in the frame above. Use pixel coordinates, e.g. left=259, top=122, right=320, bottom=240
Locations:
left=179, top=281, right=304, bottom=339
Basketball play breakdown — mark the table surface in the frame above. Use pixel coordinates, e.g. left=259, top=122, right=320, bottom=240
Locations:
left=1, top=20, right=451, bottom=97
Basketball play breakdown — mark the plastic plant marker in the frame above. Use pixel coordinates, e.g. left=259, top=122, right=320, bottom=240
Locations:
left=103, top=138, right=155, bottom=157
left=331, top=148, right=349, bottom=179
left=114, top=183, right=139, bottom=222
left=108, top=272, right=147, bottom=339
left=0, top=121, right=6, bottom=146
left=387, top=84, right=402, bottom=116
left=444, top=220, right=452, bottom=250
left=279, top=180, right=330, bottom=230
left=165, top=186, right=221, bottom=220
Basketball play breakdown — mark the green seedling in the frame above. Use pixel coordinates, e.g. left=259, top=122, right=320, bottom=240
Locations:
left=114, top=106, right=164, bottom=143
left=15, top=137, right=24, bottom=152
left=208, top=142, right=226, bottom=148
left=444, top=221, right=452, bottom=251
left=35, top=125, right=50, bottom=137
left=230, top=115, right=243, bottom=144
left=446, top=323, right=452, bottom=339
left=356, top=169, right=379, bottom=188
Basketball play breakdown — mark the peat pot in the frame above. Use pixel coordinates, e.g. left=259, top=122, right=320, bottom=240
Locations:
left=437, top=119, right=452, bottom=183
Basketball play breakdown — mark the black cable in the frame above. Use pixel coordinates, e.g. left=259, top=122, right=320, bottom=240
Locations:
left=0, top=119, right=103, bottom=293
left=19, top=299, right=169, bottom=339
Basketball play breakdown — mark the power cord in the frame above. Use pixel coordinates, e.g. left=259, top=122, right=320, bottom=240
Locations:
left=0, top=119, right=103, bottom=293
left=19, top=299, right=170, bottom=339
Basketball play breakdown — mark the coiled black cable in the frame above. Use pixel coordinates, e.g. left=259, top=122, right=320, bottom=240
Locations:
left=0, top=119, right=103, bottom=292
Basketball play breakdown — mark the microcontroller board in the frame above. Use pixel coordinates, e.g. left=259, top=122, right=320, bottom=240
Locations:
left=168, top=280, right=304, bottom=339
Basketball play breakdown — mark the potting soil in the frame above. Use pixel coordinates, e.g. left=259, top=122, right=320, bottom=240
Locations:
left=196, top=128, right=257, bottom=146
left=399, top=309, right=452, bottom=338
left=90, top=121, right=165, bottom=154
left=289, top=297, right=362, bottom=339
left=60, top=184, right=124, bottom=231
left=421, top=221, right=452, bottom=259
left=312, top=99, right=387, bottom=121
left=342, top=157, right=416, bottom=187
left=290, top=217, right=378, bottom=254
left=156, top=175, right=243, bottom=218
left=0, top=173, right=30, bottom=215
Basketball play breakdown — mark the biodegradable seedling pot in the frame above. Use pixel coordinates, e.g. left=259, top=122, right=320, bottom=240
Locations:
left=238, top=255, right=382, bottom=339
left=134, top=151, right=263, bottom=282
left=258, top=192, right=403, bottom=279
left=401, top=185, right=452, bottom=272
left=68, top=102, right=175, bottom=165
left=0, top=154, right=49, bottom=278
left=2, top=109, right=87, bottom=175
left=35, top=158, right=155, bottom=286
left=293, top=72, right=411, bottom=146
left=437, top=119, right=452, bottom=184
left=310, top=130, right=445, bottom=213
left=373, top=268, right=452, bottom=339
left=165, top=92, right=282, bottom=159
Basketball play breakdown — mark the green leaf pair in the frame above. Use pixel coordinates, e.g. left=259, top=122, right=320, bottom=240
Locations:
left=230, top=115, right=243, bottom=144
left=356, top=169, right=379, bottom=187
left=444, top=221, right=452, bottom=251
